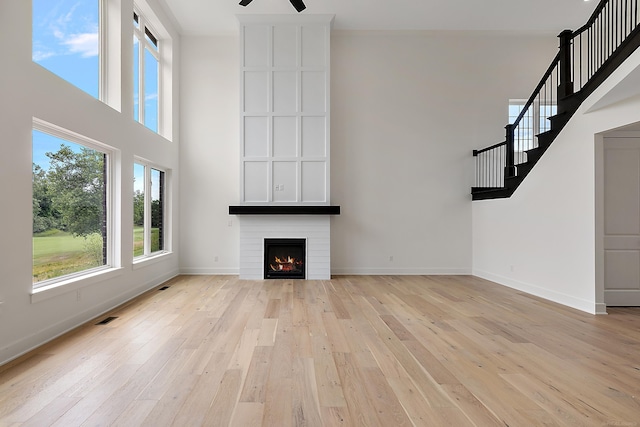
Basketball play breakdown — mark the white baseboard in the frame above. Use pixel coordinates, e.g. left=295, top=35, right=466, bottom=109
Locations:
left=180, top=268, right=239, bottom=275
left=472, top=269, right=599, bottom=314
left=594, top=303, right=608, bottom=315
left=331, top=268, right=472, bottom=275
left=0, top=270, right=179, bottom=367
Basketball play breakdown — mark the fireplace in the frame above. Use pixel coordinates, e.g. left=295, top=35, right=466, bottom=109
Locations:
left=233, top=17, right=337, bottom=280
left=264, top=238, right=306, bottom=279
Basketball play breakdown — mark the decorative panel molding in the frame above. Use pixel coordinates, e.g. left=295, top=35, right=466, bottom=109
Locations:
left=238, top=15, right=334, bottom=205
left=273, top=116, right=297, bottom=157
left=244, top=162, right=269, bottom=202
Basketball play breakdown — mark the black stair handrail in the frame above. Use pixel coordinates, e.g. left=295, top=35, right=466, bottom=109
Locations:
left=473, top=0, right=640, bottom=197
left=575, top=0, right=625, bottom=35
left=510, top=51, right=561, bottom=135
left=473, top=140, right=506, bottom=156
left=570, top=0, right=640, bottom=91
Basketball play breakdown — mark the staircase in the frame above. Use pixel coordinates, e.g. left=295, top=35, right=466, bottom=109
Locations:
left=472, top=0, right=640, bottom=201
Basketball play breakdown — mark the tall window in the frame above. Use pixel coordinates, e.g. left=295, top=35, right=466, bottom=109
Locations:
left=32, top=0, right=101, bottom=99
left=32, top=121, right=109, bottom=286
left=133, top=10, right=160, bottom=133
left=509, top=100, right=557, bottom=152
left=133, top=162, right=165, bottom=258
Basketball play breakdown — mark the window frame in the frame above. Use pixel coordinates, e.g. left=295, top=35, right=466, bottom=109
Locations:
left=133, top=7, right=162, bottom=134
left=509, top=99, right=557, bottom=153
left=32, top=117, right=118, bottom=291
left=133, top=158, right=168, bottom=261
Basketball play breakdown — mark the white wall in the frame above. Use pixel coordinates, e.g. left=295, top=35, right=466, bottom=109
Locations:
left=179, top=30, right=556, bottom=275
left=179, top=36, right=240, bottom=274
left=472, top=47, right=640, bottom=314
left=0, top=0, right=181, bottom=365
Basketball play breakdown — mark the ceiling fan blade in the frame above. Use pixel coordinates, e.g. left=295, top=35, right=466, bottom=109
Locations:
left=239, top=0, right=253, bottom=6
left=290, top=0, right=306, bottom=12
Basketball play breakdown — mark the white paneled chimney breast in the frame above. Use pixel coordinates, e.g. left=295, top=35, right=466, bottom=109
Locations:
left=232, top=15, right=338, bottom=280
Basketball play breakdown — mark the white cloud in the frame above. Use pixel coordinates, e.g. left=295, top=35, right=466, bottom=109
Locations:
left=63, top=32, right=99, bottom=58
left=33, top=1, right=99, bottom=60
left=32, top=50, right=56, bottom=61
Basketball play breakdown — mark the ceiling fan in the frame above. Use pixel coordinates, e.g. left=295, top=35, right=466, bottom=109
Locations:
left=239, top=0, right=306, bottom=13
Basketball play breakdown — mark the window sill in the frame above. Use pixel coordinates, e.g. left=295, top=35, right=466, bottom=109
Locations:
left=31, top=267, right=124, bottom=304
left=132, top=251, right=173, bottom=270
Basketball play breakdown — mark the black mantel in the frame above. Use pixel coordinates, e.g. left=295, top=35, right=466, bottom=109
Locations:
left=229, top=205, right=340, bottom=215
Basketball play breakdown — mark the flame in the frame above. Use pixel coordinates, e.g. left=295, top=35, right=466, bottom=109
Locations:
left=270, top=255, right=302, bottom=272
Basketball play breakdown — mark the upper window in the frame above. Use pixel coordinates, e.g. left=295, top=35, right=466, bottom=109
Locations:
left=32, top=120, right=111, bottom=287
left=32, top=0, right=101, bottom=99
left=509, top=100, right=557, bottom=152
left=133, top=161, right=166, bottom=258
left=133, top=10, right=160, bottom=133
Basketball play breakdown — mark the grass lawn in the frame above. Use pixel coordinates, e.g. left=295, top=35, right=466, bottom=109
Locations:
left=33, top=228, right=161, bottom=283
left=33, top=230, right=102, bottom=283
left=133, top=226, right=144, bottom=257
left=133, top=226, right=160, bottom=257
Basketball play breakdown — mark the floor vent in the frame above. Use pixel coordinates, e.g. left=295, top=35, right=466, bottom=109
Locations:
left=96, top=316, right=118, bottom=325
left=159, top=286, right=170, bottom=290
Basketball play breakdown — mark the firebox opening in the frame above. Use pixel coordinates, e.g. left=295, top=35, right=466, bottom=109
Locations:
left=264, top=238, right=306, bottom=279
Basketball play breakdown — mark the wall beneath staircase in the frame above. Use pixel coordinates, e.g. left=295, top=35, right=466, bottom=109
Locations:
left=472, top=47, right=640, bottom=314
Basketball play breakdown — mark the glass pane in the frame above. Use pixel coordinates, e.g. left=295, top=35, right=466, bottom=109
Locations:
left=32, top=130, right=106, bottom=284
left=133, top=163, right=145, bottom=257
left=150, top=168, right=164, bottom=253
left=32, top=0, right=100, bottom=99
left=133, top=36, right=140, bottom=122
left=539, top=104, right=557, bottom=134
left=144, top=48, right=159, bottom=132
left=145, top=27, right=159, bottom=51
left=510, top=103, right=534, bottom=152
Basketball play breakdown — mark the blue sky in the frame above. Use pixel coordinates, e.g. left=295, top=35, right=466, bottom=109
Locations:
left=32, top=130, right=82, bottom=171
left=32, top=0, right=157, bottom=195
left=32, top=0, right=99, bottom=169
left=32, top=0, right=99, bottom=98
left=33, top=131, right=150, bottom=198
left=32, top=0, right=159, bottom=131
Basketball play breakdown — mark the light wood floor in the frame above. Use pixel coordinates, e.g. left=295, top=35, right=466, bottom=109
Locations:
left=1, top=275, right=639, bottom=426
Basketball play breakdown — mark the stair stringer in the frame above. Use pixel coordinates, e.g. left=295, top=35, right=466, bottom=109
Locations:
left=471, top=46, right=640, bottom=315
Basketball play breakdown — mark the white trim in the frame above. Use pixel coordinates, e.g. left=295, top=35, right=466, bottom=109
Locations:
left=31, top=267, right=124, bottom=303
left=236, top=14, right=335, bottom=26
left=99, top=0, right=107, bottom=103
left=594, top=303, right=608, bottom=315
left=595, top=132, right=605, bottom=311
left=133, top=251, right=173, bottom=269
left=132, top=158, right=170, bottom=259
left=33, top=117, right=114, bottom=153
left=472, top=269, right=599, bottom=314
left=133, top=5, right=163, bottom=134
left=32, top=118, right=120, bottom=291
left=331, top=268, right=472, bottom=275
left=180, top=268, right=240, bottom=275
left=6, top=271, right=178, bottom=367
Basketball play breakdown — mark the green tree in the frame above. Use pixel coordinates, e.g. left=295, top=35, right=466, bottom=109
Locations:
left=45, top=145, right=105, bottom=236
left=151, top=199, right=162, bottom=228
left=133, top=190, right=144, bottom=226
left=32, top=163, right=60, bottom=233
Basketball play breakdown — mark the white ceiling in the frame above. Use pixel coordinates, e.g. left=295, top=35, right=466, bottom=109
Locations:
left=160, top=0, right=597, bottom=36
